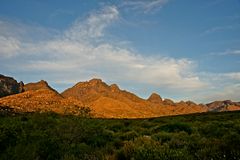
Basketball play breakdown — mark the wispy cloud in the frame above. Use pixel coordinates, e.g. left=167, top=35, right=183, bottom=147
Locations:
left=0, top=5, right=239, bottom=102
left=199, top=83, right=240, bottom=103
left=0, top=36, right=21, bottom=58
left=65, top=6, right=119, bottom=39
left=122, top=0, right=169, bottom=13
left=0, top=5, right=205, bottom=92
left=201, top=24, right=240, bottom=36
left=210, top=49, right=240, bottom=56
left=205, top=0, right=226, bottom=7
left=195, top=72, right=240, bottom=102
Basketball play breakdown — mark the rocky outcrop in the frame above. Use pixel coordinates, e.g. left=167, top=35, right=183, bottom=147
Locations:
left=185, top=101, right=197, bottom=106
left=24, top=80, right=55, bottom=91
left=110, top=84, right=120, bottom=92
left=0, top=74, right=24, bottom=98
left=163, top=99, right=175, bottom=106
left=147, top=93, right=162, bottom=104
left=19, top=81, right=24, bottom=93
left=23, top=80, right=61, bottom=96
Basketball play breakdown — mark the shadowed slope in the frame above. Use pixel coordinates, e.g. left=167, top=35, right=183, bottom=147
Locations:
left=0, top=74, right=24, bottom=98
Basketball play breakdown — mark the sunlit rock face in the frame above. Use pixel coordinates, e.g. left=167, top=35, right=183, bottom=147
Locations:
left=147, top=93, right=162, bottom=104
left=0, top=75, right=239, bottom=118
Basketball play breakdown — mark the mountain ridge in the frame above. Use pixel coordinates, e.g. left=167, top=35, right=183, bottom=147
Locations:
left=0, top=74, right=239, bottom=118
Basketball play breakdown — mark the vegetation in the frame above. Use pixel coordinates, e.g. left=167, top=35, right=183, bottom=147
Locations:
left=0, top=110, right=240, bottom=160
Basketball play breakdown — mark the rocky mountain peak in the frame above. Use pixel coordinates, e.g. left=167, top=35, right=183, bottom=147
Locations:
left=23, top=80, right=55, bottom=92
left=110, top=84, right=120, bottom=92
left=163, top=98, right=175, bottom=106
left=147, top=93, right=162, bottom=103
left=185, top=101, right=197, bottom=106
left=89, top=78, right=103, bottom=85
left=39, top=80, right=48, bottom=84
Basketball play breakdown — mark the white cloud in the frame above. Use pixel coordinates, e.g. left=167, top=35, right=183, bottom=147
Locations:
left=0, top=36, right=21, bottom=58
left=200, top=83, right=240, bottom=103
left=122, top=0, right=169, bottom=13
left=190, top=72, right=240, bottom=102
left=65, top=6, right=118, bottom=39
left=0, top=5, right=239, bottom=102
left=224, top=72, right=240, bottom=80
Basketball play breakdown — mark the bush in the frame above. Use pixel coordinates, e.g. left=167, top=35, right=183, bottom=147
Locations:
left=199, top=121, right=227, bottom=138
left=0, top=110, right=240, bottom=159
left=157, top=122, right=192, bottom=134
left=119, top=131, right=138, bottom=141
left=120, top=137, right=190, bottom=160
left=151, top=132, right=172, bottom=144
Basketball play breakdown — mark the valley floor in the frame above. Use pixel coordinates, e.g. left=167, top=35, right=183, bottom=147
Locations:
left=0, top=111, right=240, bottom=160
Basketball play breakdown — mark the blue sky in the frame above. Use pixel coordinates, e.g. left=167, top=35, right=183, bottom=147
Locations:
left=0, top=0, right=240, bottom=103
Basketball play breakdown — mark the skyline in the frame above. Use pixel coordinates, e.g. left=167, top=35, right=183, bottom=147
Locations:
left=0, top=0, right=240, bottom=103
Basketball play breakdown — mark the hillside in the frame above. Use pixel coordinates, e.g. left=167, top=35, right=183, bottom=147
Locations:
left=0, top=80, right=85, bottom=115
left=61, top=78, right=208, bottom=118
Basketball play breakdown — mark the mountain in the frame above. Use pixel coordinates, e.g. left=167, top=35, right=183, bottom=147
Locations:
left=0, top=74, right=239, bottom=118
left=61, top=79, right=154, bottom=118
left=0, top=74, right=24, bottom=98
left=62, top=78, right=145, bottom=104
left=0, top=80, right=84, bottom=115
left=206, top=100, right=240, bottom=112
left=147, top=93, right=162, bottom=104
left=23, top=80, right=56, bottom=92
left=61, top=78, right=208, bottom=118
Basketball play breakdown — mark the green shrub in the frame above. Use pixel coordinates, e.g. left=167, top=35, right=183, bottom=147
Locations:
left=157, top=122, right=192, bottom=134
left=151, top=132, right=172, bottom=144
left=199, top=121, right=228, bottom=138
left=121, top=137, right=191, bottom=160
left=0, top=110, right=240, bottom=159
left=119, top=130, right=138, bottom=141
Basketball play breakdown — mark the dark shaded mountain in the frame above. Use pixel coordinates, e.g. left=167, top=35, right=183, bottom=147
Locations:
left=0, top=74, right=24, bottom=98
